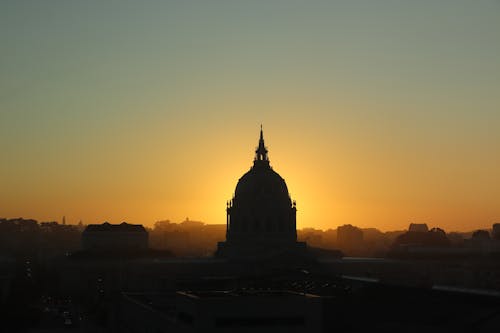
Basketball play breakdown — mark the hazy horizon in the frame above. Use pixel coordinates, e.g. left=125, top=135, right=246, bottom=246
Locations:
left=2, top=1, right=500, bottom=232
left=0, top=215, right=492, bottom=234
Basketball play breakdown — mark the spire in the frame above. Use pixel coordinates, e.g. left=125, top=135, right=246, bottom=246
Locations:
left=254, top=125, right=269, bottom=166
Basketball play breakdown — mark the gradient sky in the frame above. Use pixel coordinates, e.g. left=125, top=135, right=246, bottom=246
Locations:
left=1, top=1, right=499, bottom=231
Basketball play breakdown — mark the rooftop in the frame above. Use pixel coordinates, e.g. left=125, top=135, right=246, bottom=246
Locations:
left=177, top=290, right=321, bottom=299
left=84, top=222, right=146, bottom=233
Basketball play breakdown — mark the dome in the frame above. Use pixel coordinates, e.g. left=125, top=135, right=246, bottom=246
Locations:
left=235, top=166, right=290, bottom=203
left=225, top=127, right=297, bottom=242
left=216, top=127, right=310, bottom=260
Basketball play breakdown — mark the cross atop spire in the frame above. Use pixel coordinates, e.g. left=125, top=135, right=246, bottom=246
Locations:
left=254, top=125, right=269, bottom=166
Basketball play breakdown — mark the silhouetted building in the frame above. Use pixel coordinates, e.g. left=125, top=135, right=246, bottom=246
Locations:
left=492, top=223, right=500, bottom=240
left=408, top=223, right=429, bottom=233
left=388, top=225, right=451, bottom=259
left=471, top=229, right=490, bottom=241
left=39, top=221, right=80, bottom=259
left=337, top=224, right=363, bottom=251
left=149, top=220, right=226, bottom=256
left=216, top=128, right=306, bottom=259
left=0, top=218, right=40, bottom=255
left=392, top=226, right=450, bottom=249
left=82, top=222, right=148, bottom=251
left=461, top=228, right=500, bottom=253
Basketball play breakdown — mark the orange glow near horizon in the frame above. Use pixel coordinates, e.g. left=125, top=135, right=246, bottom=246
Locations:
left=2, top=120, right=498, bottom=233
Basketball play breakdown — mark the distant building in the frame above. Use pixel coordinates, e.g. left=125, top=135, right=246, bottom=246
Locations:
left=0, top=218, right=40, bottom=255
left=82, top=222, right=148, bottom=251
left=471, top=229, right=490, bottom=240
left=388, top=225, right=451, bottom=258
left=409, top=223, right=429, bottom=233
left=180, top=218, right=205, bottom=229
left=492, top=223, right=500, bottom=240
left=337, top=224, right=363, bottom=250
left=392, top=226, right=449, bottom=249
left=463, top=228, right=500, bottom=254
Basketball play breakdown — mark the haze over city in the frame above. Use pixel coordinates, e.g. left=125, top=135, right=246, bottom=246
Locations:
left=2, top=1, right=500, bottom=231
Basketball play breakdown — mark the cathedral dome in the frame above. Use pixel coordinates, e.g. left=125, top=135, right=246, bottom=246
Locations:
left=215, top=127, right=311, bottom=260
left=225, top=127, right=297, bottom=242
left=235, top=167, right=290, bottom=203
left=234, top=126, right=291, bottom=205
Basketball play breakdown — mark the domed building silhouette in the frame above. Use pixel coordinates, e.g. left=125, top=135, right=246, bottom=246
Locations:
left=216, top=127, right=306, bottom=259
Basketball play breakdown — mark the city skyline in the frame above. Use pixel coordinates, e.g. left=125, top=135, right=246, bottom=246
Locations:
left=2, top=1, right=500, bottom=231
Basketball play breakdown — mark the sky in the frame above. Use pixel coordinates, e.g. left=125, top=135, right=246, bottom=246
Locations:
left=1, top=1, right=499, bottom=231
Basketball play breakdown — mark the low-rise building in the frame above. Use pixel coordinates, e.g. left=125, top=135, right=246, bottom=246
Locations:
left=82, top=222, right=148, bottom=251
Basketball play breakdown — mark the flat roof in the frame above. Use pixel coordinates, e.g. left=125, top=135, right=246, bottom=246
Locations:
left=177, top=290, right=321, bottom=299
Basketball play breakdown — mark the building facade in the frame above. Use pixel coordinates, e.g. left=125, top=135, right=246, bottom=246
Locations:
left=217, top=128, right=306, bottom=259
left=82, top=222, right=148, bottom=251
